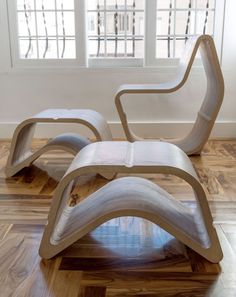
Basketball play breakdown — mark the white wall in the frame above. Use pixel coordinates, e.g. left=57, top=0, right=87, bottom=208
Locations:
left=0, top=0, right=236, bottom=139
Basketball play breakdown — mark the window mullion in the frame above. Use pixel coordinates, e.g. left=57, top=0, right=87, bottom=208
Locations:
left=173, top=0, right=176, bottom=57
left=75, top=0, right=88, bottom=66
left=104, top=0, right=107, bottom=57
left=124, top=0, right=127, bottom=57
left=33, top=0, right=41, bottom=58
left=0, top=0, right=12, bottom=71
left=214, top=0, right=226, bottom=63
left=144, top=0, right=157, bottom=66
left=54, top=0, right=59, bottom=59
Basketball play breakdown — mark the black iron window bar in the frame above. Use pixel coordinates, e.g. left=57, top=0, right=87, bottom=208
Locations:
left=21, top=0, right=212, bottom=59
left=158, top=0, right=212, bottom=58
left=22, top=0, right=68, bottom=59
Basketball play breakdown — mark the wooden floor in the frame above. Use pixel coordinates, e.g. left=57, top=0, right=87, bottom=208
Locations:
left=0, top=139, right=236, bottom=297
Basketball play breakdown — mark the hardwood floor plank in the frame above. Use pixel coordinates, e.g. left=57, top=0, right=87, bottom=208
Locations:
left=105, top=287, right=219, bottom=297
left=60, top=256, right=188, bottom=272
left=0, top=223, right=12, bottom=240
left=80, top=286, right=106, bottom=297
left=11, top=258, right=58, bottom=297
left=0, top=232, right=42, bottom=297
left=187, top=248, right=220, bottom=274
left=39, top=177, right=59, bottom=195
left=0, top=200, right=50, bottom=224
left=0, top=139, right=236, bottom=296
left=80, top=271, right=219, bottom=288
left=46, top=258, right=82, bottom=297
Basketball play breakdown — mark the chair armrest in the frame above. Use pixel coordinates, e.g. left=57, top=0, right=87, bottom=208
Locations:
left=114, top=80, right=184, bottom=142
left=115, top=81, right=180, bottom=98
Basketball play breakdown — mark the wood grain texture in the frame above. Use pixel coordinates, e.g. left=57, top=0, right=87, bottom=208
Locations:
left=80, top=286, right=107, bottom=297
left=115, top=35, right=224, bottom=156
left=0, top=139, right=236, bottom=296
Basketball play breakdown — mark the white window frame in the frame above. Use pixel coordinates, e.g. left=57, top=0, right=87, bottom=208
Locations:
left=6, top=0, right=225, bottom=69
left=0, top=0, right=12, bottom=71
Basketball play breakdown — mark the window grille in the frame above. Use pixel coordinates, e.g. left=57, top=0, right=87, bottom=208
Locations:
left=156, top=0, right=216, bottom=58
left=16, top=0, right=76, bottom=59
left=10, top=0, right=223, bottom=66
left=87, top=0, right=145, bottom=58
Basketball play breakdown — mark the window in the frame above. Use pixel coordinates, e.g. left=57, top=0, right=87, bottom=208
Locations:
left=87, top=0, right=144, bottom=59
left=156, top=0, right=216, bottom=58
left=7, top=0, right=225, bottom=68
left=16, top=0, right=76, bottom=59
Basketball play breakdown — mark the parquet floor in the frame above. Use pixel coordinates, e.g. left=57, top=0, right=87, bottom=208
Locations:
left=0, top=139, right=236, bottom=297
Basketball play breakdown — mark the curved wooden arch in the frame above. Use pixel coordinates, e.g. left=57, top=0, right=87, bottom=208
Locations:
left=39, top=141, right=223, bottom=263
left=5, top=109, right=113, bottom=177
left=115, top=35, right=224, bottom=155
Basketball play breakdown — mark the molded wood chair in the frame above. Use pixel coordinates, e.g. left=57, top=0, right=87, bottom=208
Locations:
left=115, top=35, right=224, bottom=155
left=39, top=141, right=223, bottom=263
left=5, top=35, right=223, bottom=262
left=5, top=109, right=113, bottom=178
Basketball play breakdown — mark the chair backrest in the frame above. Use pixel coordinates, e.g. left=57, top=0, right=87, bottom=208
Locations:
left=115, top=35, right=224, bottom=155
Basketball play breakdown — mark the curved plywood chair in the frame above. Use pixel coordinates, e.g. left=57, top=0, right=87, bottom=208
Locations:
left=39, top=141, right=223, bottom=263
left=6, top=35, right=224, bottom=179
left=115, top=35, right=224, bottom=155
left=5, top=109, right=113, bottom=178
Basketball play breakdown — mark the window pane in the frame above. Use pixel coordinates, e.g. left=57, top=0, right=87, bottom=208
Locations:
left=106, top=12, right=116, bottom=35
left=17, top=11, right=36, bottom=37
left=36, top=12, right=56, bottom=36
left=19, top=38, right=38, bottom=59
left=57, top=0, right=74, bottom=10
left=38, top=38, right=57, bottom=58
left=107, top=38, right=125, bottom=57
left=157, top=0, right=172, bottom=9
left=58, top=38, right=76, bottom=58
left=175, top=39, right=186, bottom=57
left=127, top=0, right=144, bottom=10
left=106, top=0, right=125, bottom=10
left=87, top=0, right=144, bottom=58
left=197, top=0, right=215, bottom=9
left=16, top=0, right=76, bottom=59
left=156, top=38, right=174, bottom=58
left=131, top=12, right=144, bottom=35
left=127, top=38, right=143, bottom=57
left=156, top=0, right=216, bottom=58
left=176, top=0, right=195, bottom=9
left=89, top=38, right=105, bottom=57
left=156, top=11, right=174, bottom=35
left=36, top=0, right=55, bottom=10
left=116, top=38, right=125, bottom=57
left=17, top=0, right=34, bottom=10
left=196, top=11, right=214, bottom=35
left=87, top=0, right=104, bottom=10
left=175, top=11, right=195, bottom=35
left=57, top=11, right=75, bottom=36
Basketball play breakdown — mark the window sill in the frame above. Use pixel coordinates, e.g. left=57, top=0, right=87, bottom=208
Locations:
left=0, top=63, right=206, bottom=76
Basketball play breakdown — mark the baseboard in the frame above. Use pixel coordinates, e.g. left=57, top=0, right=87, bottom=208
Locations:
left=0, top=121, right=236, bottom=139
